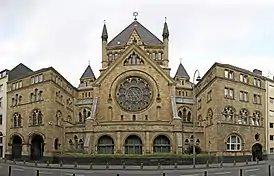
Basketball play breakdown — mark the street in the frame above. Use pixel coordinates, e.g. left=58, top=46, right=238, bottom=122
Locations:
left=0, top=163, right=272, bottom=176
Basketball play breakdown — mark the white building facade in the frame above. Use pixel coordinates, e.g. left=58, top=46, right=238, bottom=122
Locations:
left=0, top=69, right=9, bottom=158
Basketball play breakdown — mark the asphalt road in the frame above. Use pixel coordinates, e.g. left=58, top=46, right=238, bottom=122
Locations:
left=0, top=163, right=272, bottom=176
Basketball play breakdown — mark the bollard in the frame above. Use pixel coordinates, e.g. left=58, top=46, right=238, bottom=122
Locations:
left=163, top=173, right=166, bottom=176
left=239, top=168, right=243, bottom=176
left=246, top=159, right=248, bottom=165
left=36, top=170, right=39, bottom=176
left=117, top=174, right=120, bottom=176
left=46, top=161, right=50, bottom=167
left=89, top=163, right=93, bottom=169
left=106, top=162, right=109, bottom=169
left=13, top=159, right=16, bottom=164
left=158, top=163, right=161, bottom=169
left=174, top=162, right=178, bottom=169
left=60, top=161, right=63, bottom=167
left=206, top=160, right=209, bottom=168
left=74, top=162, right=77, bottom=168
left=72, top=174, right=75, bottom=176
left=35, top=161, right=38, bottom=166
left=220, top=161, right=223, bottom=168
left=140, top=163, right=143, bottom=170
left=8, top=166, right=11, bottom=176
left=23, top=160, right=26, bottom=165
left=256, top=158, right=259, bottom=164
left=122, top=162, right=126, bottom=169
left=233, top=160, right=236, bottom=166
left=269, top=165, right=271, bottom=176
left=204, top=171, right=208, bottom=176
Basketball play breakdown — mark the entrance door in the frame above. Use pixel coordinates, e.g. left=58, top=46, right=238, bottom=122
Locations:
left=252, top=143, right=263, bottom=161
left=30, top=134, right=44, bottom=160
left=11, top=135, right=22, bottom=159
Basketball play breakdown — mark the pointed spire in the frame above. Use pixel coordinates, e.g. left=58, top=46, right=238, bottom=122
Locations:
left=80, top=65, right=95, bottom=80
left=162, top=17, right=169, bottom=40
left=174, top=63, right=190, bottom=79
left=101, top=20, right=108, bottom=41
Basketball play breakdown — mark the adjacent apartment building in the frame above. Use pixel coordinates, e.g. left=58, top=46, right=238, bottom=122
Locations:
left=0, top=69, right=9, bottom=158
left=265, top=78, right=274, bottom=155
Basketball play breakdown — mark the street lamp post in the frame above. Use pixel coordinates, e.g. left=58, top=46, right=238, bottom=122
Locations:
left=192, top=69, right=201, bottom=168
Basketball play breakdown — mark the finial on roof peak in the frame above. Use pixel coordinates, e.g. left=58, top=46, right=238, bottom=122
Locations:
left=133, top=12, right=139, bottom=21
left=180, top=58, right=183, bottom=64
left=165, top=17, right=167, bottom=22
left=104, top=20, right=106, bottom=24
left=88, top=60, right=90, bottom=66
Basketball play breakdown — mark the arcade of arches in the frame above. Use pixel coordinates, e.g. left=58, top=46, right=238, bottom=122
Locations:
left=9, top=133, right=45, bottom=160
left=67, top=135, right=171, bottom=154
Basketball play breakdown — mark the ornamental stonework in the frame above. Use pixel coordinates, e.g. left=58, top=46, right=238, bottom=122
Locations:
left=115, top=76, right=153, bottom=112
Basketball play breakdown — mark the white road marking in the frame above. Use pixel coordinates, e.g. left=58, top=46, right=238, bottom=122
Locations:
left=13, top=168, right=24, bottom=171
left=214, top=172, right=231, bottom=175
left=249, top=175, right=256, bottom=176
left=40, top=171, right=52, bottom=175
left=246, top=168, right=260, bottom=172
left=65, top=174, right=85, bottom=176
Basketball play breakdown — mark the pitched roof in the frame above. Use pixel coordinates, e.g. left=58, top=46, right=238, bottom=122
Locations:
left=80, top=65, right=95, bottom=79
left=8, top=63, right=33, bottom=81
left=162, top=21, right=169, bottom=39
left=107, top=20, right=163, bottom=47
left=174, top=63, right=190, bottom=78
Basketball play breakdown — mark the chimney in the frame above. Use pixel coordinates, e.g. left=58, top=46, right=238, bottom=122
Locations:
left=253, top=69, right=262, bottom=75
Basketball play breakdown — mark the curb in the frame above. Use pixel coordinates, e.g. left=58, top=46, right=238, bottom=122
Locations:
left=0, top=162, right=266, bottom=171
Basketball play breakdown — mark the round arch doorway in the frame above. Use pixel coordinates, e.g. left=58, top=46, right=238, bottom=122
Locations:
left=30, top=134, right=44, bottom=160
left=252, top=143, right=263, bottom=161
left=11, top=135, right=23, bottom=159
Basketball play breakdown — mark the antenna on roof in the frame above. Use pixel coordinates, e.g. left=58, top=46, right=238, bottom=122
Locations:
left=88, top=60, right=90, bottom=66
left=133, top=12, right=139, bottom=21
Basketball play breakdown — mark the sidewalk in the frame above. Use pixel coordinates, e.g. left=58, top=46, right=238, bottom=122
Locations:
left=0, top=160, right=266, bottom=171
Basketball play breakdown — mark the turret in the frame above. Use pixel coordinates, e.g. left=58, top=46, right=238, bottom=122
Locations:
left=79, top=64, right=96, bottom=88
left=101, top=20, right=108, bottom=69
left=162, top=17, right=169, bottom=67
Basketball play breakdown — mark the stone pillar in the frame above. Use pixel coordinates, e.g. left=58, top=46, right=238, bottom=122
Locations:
left=116, top=132, right=121, bottom=154
left=145, top=131, right=150, bottom=154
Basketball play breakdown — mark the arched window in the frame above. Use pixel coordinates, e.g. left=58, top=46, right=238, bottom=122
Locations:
left=239, top=109, right=249, bottom=125
left=153, top=135, right=170, bottom=153
left=178, top=107, right=192, bottom=122
left=78, top=108, right=91, bottom=123
left=79, top=139, right=84, bottom=150
left=222, top=106, right=235, bottom=122
left=30, top=109, right=43, bottom=126
left=226, top=135, right=241, bottom=151
left=56, top=110, right=62, bottom=126
left=97, top=135, right=114, bottom=154
left=124, top=52, right=144, bottom=65
left=252, top=111, right=262, bottom=126
left=207, top=109, right=213, bottom=125
left=13, top=113, right=22, bottom=128
left=125, top=135, right=142, bottom=154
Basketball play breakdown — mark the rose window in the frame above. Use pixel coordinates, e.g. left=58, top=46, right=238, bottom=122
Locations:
left=116, top=76, right=153, bottom=112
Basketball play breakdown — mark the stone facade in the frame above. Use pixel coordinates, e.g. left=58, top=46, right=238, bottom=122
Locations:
left=4, top=17, right=265, bottom=160
left=265, top=78, right=274, bottom=154
left=0, top=69, right=9, bottom=158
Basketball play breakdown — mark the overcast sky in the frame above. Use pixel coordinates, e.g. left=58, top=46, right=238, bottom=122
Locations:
left=1, top=0, right=274, bottom=86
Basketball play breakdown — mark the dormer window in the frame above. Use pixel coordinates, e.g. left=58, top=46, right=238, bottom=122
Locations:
left=180, top=79, right=185, bottom=85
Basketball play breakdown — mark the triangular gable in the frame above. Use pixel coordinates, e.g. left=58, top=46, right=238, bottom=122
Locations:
left=94, top=44, right=175, bottom=86
left=8, top=63, right=33, bottom=81
left=107, top=20, right=163, bottom=47
left=126, top=29, right=143, bottom=46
